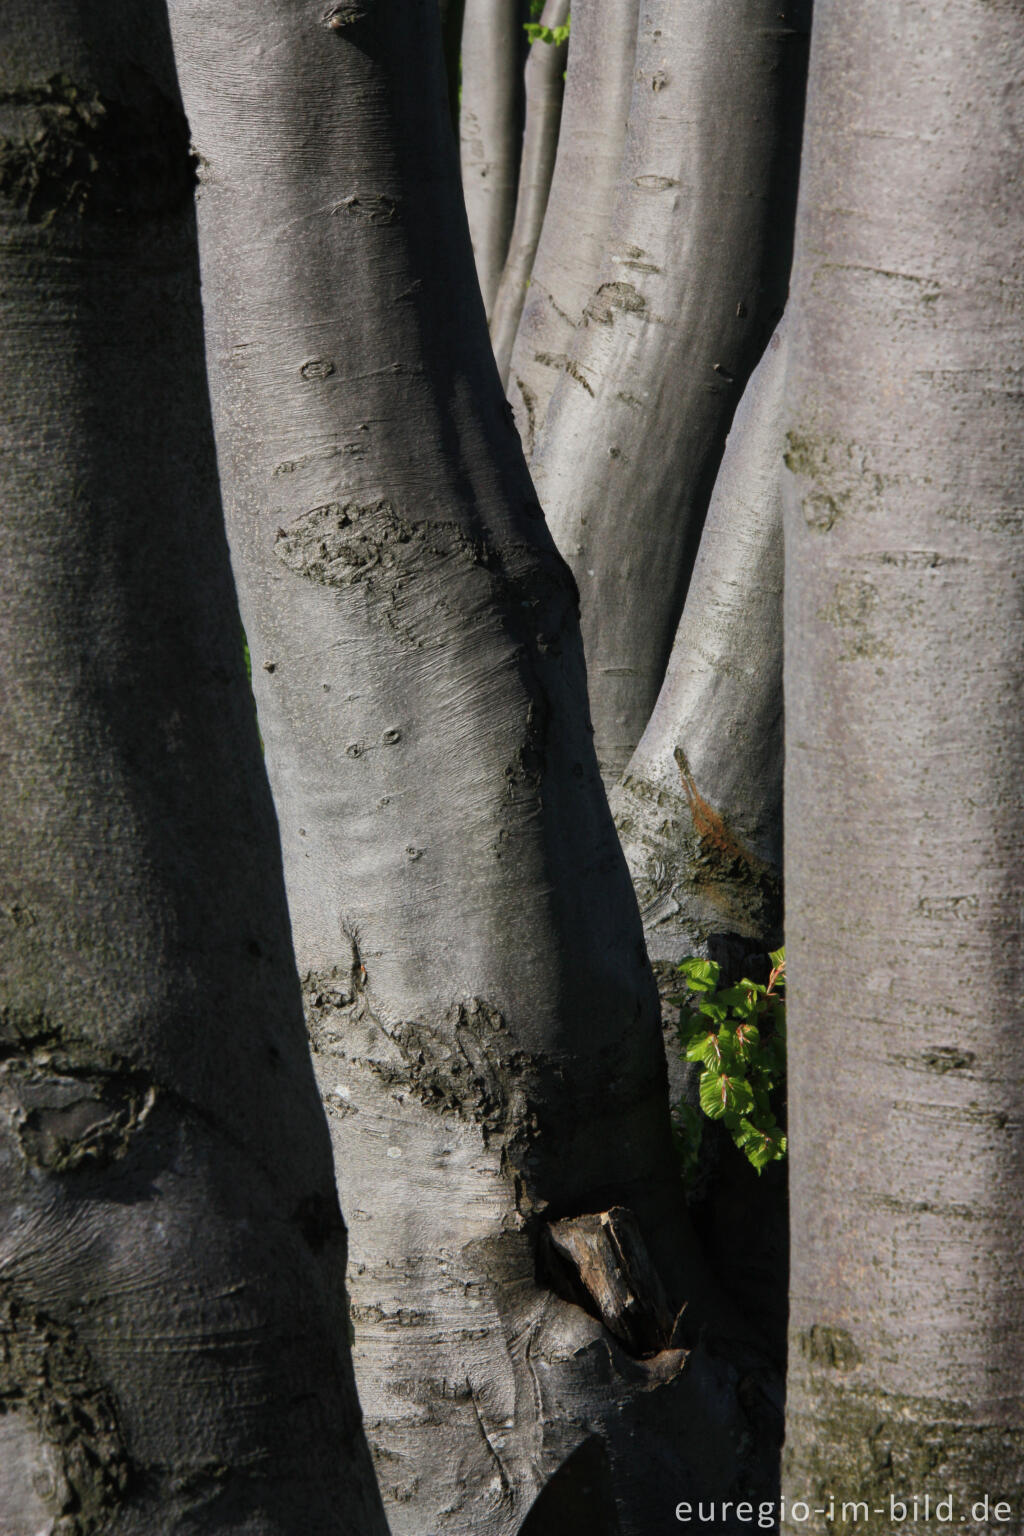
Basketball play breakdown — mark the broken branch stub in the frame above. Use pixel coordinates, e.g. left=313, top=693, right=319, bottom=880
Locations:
left=542, top=1207, right=680, bottom=1357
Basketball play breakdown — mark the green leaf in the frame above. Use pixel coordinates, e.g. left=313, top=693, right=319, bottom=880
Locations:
left=697, top=1000, right=729, bottom=1023
left=524, top=19, right=571, bottom=44
left=733, top=1021, right=761, bottom=1061
left=685, top=1030, right=723, bottom=1070
left=699, top=1070, right=754, bottom=1121
left=677, top=957, right=721, bottom=993
left=768, top=946, right=785, bottom=969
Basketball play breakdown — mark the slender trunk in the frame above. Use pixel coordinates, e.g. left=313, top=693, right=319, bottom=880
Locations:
left=439, top=0, right=465, bottom=133
left=459, top=0, right=528, bottom=317
left=611, top=321, right=789, bottom=1362
left=532, top=0, right=809, bottom=785
left=171, top=1, right=778, bottom=1530
left=0, top=5, right=386, bottom=1532
left=489, top=0, right=569, bottom=386
left=783, top=4, right=1024, bottom=1527
left=505, top=0, right=639, bottom=455
left=611, top=322, right=787, bottom=972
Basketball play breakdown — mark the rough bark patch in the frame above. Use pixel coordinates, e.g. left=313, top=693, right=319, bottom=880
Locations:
left=0, top=1016, right=156, bottom=1173
left=0, top=1289, right=131, bottom=1534
left=583, top=281, right=646, bottom=327
left=785, top=1375, right=1024, bottom=1531
left=0, top=71, right=195, bottom=224
left=274, top=497, right=578, bottom=654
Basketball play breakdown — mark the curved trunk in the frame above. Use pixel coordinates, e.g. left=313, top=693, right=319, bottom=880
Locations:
left=505, top=0, right=639, bottom=455
left=532, top=0, right=809, bottom=785
left=0, top=5, right=386, bottom=1533
left=459, top=0, right=528, bottom=317
left=611, top=321, right=787, bottom=972
left=611, top=323, right=789, bottom=1361
left=783, top=2, right=1024, bottom=1525
left=489, top=0, right=569, bottom=386
left=170, top=1, right=776, bottom=1532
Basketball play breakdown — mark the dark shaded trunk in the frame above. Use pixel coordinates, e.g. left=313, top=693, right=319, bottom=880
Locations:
left=0, top=4, right=387, bottom=1532
left=170, top=0, right=780, bottom=1530
left=505, top=0, right=639, bottom=455
left=489, top=0, right=569, bottom=386
left=459, top=0, right=529, bottom=317
left=783, top=3, right=1024, bottom=1528
left=533, top=0, right=809, bottom=784
left=438, top=0, right=465, bottom=132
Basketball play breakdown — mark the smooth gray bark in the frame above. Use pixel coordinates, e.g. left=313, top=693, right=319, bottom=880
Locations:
left=611, top=322, right=789, bottom=1361
left=532, top=0, right=809, bottom=785
left=0, top=5, right=387, bottom=1533
left=783, top=3, right=1024, bottom=1527
left=505, top=0, right=639, bottom=455
left=459, top=0, right=528, bottom=317
left=171, top=1, right=779, bottom=1531
left=611, top=322, right=787, bottom=971
left=489, top=0, right=569, bottom=386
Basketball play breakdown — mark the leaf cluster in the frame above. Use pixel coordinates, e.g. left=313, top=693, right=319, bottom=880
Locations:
left=524, top=4, right=571, bottom=47
left=671, top=949, right=786, bottom=1176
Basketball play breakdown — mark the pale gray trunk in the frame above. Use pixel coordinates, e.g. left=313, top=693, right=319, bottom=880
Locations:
left=611, top=322, right=787, bottom=971
left=505, top=0, right=639, bottom=455
left=171, top=0, right=779, bottom=1531
left=532, top=0, right=809, bottom=785
left=0, top=4, right=387, bottom=1533
left=489, top=0, right=569, bottom=386
left=460, top=0, right=528, bottom=317
left=783, top=3, right=1024, bottom=1528
left=611, top=324, right=789, bottom=1359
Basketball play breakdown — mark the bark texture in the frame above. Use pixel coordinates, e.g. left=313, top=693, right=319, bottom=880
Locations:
left=489, top=0, right=568, bottom=386
left=532, top=0, right=809, bottom=785
left=611, top=322, right=787, bottom=971
left=459, top=0, right=528, bottom=317
left=783, top=4, right=1024, bottom=1529
left=611, top=322, right=789, bottom=1365
left=0, top=5, right=387, bottom=1533
left=171, top=1, right=780, bottom=1531
left=505, top=0, right=639, bottom=455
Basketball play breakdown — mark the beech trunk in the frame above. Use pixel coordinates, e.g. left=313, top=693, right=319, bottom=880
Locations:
left=459, top=0, right=528, bottom=317
left=170, top=0, right=781, bottom=1531
left=783, top=3, right=1024, bottom=1528
left=532, top=0, right=808, bottom=784
left=489, top=0, right=569, bottom=386
left=505, top=0, right=639, bottom=455
left=0, top=4, right=387, bottom=1532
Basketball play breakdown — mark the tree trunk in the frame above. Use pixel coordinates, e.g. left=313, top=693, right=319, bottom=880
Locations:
left=0, top=5, right=387, bottom=1532
left=170, top=1, right=779, bottom=1531
left=459, top=0, right=528, bottom=317
left=611, top=321, right=787, bottom=975
left=532, top=0, right=809, bottom=785
left=783, top=3, right=1024, bottom=1528
left=612, top=323, right=790, bottom=1364
left=489, top=0, right=569, bottom=387
left=505, top=0, right=639, bottom=456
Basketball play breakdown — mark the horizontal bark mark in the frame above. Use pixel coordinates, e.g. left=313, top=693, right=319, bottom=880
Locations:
left=273, top=497, right=577, bottom=655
